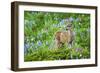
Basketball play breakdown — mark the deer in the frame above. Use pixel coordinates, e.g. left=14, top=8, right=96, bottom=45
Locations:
left=55, top=21, right=74, bottom=49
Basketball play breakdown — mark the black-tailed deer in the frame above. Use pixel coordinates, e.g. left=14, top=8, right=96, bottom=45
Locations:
left=55, top=21, right=74, bottom=48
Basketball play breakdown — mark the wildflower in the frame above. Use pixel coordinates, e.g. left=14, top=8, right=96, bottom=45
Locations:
left=37, top=40, right=42, bottom=46
left=26, top=37, right=30, bottom=41
left=29, top=20, right=33, bottom=27
left=65, top=18, right=69, bottom=22
left=24, top=43, right=30, bottom=49
left=69, top=17, right=74, bottom=21
left=57, top=19, right=66, bottom=28
left=38, top=33, right=42, bottom=38
left=60, top=19, right=65, bottom=25
left=31, top=42, right=34, bottom=46
left=87, top=28, right=90, bottom=32
left=75, top=18, right=80, bottom=22
left=24, top=43, right=30, bottom=54
left=53, top=24, right=58, bottom=27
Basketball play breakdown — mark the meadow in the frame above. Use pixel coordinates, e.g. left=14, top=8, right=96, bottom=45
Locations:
left=24, top=11, right=90, bottom=61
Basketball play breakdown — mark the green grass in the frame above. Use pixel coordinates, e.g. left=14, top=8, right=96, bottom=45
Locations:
left=24, top=47, right=90, bottom=61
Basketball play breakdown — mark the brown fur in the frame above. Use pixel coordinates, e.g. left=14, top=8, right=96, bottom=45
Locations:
left=55, top=24, right=74, bottom=48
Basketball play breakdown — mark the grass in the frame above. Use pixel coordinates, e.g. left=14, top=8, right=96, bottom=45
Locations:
left=24, top=47, right=90, bottom=61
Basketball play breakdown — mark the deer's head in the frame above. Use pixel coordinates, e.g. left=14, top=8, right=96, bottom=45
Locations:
left=66, top=21, right=72, bottom=30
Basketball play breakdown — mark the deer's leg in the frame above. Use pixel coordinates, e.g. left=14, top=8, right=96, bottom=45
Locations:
left=65, top=42, right=68, bottom=48
left=69, top=44, right=72, bottom=49
left=57, top=42, right=61, bottom=48
left=68, top=41, right=73, bottom=49
left=55, top=40, right=60, bottom=49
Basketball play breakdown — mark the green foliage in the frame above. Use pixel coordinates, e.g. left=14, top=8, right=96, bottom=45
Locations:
left=24, top=11, right=90, bottom=61
left=25, top=47, right=90, bottom=61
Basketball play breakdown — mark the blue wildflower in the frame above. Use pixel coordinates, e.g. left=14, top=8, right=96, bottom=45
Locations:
left=66, top=18, right=69, bottom=22
left=75, top=18, right=80, bottom=22
left=37, top=40, right=42, bottom=46
left=31, top=42, right=34, bottom=46
left=69, top=17, right=74, bottom=21
left=59, top=20, right=65, bottom=26
left=38, top=33, right=42, bottom=38
left=24, top=43, right=30, bottom=49
left=24, top=43, right=30, bottom=54
left=87, top=28, right=90, bottom=32
left=29, top=20, right=33, bottom=27
left=53, top=24, right=58, bottom=27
